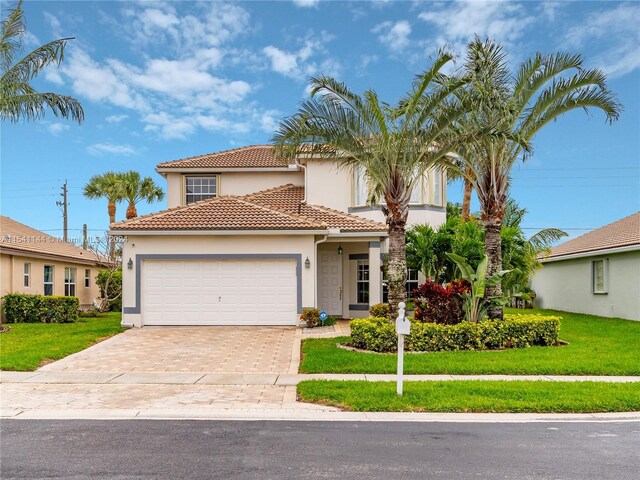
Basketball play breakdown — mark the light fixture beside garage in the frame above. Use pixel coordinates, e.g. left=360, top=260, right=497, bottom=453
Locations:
left=127, top=258, right=133, bottom=270
left=305, top=256, right=310, bottom=268
left=337, top=243, right=343, bottom=255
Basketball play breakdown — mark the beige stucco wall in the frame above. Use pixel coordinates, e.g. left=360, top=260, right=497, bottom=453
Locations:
left=164, top=171, right=304, bottom=208
left=530, top=250, right=640, bottom=321
left=0, top=253, right=101, bottom=306
left=121, top=234, right=317, bottom=327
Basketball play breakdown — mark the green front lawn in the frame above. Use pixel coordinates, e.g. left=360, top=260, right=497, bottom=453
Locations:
left=0, top=312, right=123, bottom=371
left=297, top=380, right=640, bottom=413
left=300, top=309, right=640, bottom=375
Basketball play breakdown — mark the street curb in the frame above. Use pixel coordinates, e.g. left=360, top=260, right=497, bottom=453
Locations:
left=3, top=408, right=640, bottom=423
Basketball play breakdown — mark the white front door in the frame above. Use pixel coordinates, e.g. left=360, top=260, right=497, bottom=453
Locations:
left=318, top=251, right=343, bottom=316
left=141, top=259, right=298, bottom=326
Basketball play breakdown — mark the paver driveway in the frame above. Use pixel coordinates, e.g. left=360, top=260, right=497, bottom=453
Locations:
left=38, top=326, right=300, bottom=374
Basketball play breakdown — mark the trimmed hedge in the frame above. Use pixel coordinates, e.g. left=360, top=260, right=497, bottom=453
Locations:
left=350, top=313, right=561, bottom=353
left=2, top=294, right=79, bottom=323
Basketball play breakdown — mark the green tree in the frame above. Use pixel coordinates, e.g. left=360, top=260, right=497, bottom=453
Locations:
left=448, top=37, right=620, bottom=319
left=83, top=172, right=125, bottom=225
left=118, top=171, right=164, bottom=219
left=273, top=52, right=467, bottom=315
left=1, top=0, right=83, bottom=123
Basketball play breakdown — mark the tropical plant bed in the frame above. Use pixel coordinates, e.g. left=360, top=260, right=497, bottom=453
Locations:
left=299, top=309, right=640, bottom=375
left=350, top=313, right=560, bottom=353
left=297, top=380, right=640, bottom=413
left=0, top=312, right=123, bottom=371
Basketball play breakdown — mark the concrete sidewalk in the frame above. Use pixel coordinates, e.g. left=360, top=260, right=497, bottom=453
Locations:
left=2, top=371, right=640, bottom=385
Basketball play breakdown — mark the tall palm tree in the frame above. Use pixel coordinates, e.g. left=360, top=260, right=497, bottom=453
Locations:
left=1, top=0, right=83, bottom=123
left=273, top=51, right=467, bottom=315
left=118, top=171, right=164, bottom=219
left=446, top=37, right=620, bottom=319
left=83, top=172, right=125, bottom=260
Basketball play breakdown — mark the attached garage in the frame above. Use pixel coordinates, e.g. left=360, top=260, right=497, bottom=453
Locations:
left=141, top=258, right=299, bottom=326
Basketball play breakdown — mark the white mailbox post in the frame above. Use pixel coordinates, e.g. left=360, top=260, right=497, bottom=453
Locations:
left=395, top=302, right=411, bottom=396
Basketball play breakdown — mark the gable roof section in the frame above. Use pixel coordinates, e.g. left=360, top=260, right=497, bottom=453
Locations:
left=244, top=184, right=387, bottom=233
left=109, top=196, right=326, bottom=232
left=0, top=216, right=97, bottom=264
left=547, top=212, right=640, bottom=259
left=156, top=145, right=283, bottom=169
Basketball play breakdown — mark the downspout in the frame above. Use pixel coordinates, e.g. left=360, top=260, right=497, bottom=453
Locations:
left=313, top=234, right=328, bottom=307
left=288, top=163, right=307, bottom=203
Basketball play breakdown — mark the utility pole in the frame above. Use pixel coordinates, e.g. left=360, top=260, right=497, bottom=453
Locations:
left=56, top=180, right=68, bottom=242
left=82, top=224, right=88, bottom=250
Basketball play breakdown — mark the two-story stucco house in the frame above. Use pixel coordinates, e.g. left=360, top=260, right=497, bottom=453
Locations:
left=110, top=145, right=446, bottom=327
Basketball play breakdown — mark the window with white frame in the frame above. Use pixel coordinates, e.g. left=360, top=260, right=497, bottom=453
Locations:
left=592, top=259, right=608, bottom=294
left=44, top=265, right=54, bottom=296
left=64, top=267, right=76, bottom=297
left=23, top=262, right=30, bottom=287
left=431, top=169, right=443, bottom=206
left=85, top=269, right=91, bottom=288
left=185, top=176, right=217, bottom=204
left=382, top=268, right=420, bottom=302
left=356, top=260, right=370, bottom=304
left=354, top=165, right=368, bottom=206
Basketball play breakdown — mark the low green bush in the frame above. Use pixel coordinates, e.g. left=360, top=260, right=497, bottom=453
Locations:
left=2, top=294, right=79, bottom=323
left=369, top=303, right=391, bottom=318
left=300, top=308, right=321, bottom=328
left=350, top=313, right=560, bottom=353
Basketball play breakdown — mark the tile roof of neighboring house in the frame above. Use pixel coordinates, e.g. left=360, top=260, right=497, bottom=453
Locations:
left=547, top=212, right=640, bottom=259
left=110, top=185, right=387, bottom=233
left=156, top=145, right=284, bottom=169
left=244, top=184, right=388, bottom=233
left=0, top=216, right=98, bottom=264
left=109, top=196, right=326, bottom=231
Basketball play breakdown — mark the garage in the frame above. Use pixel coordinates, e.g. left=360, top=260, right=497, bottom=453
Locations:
left=141, top=259, right=298, bottom=326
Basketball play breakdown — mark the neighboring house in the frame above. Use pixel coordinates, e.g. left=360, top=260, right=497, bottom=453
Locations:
left=531, top=212, right=640, bottom=321
left=0, top=216, right=102, bottom=310
left=111, top=145, right=446, bottom=327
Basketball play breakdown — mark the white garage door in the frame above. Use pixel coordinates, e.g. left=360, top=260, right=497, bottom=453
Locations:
left=142, top=259, right=298, bottom=326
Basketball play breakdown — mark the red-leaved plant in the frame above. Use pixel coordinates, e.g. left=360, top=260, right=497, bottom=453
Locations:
left=412, top=279, right=470, bottom=325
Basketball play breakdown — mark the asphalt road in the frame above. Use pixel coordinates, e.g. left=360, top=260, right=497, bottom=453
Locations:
left=1, top=420, right=639, bottom=479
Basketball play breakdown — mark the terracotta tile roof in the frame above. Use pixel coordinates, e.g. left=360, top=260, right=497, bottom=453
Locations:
left=244, top=184, right=388, bottom=233
left=547, top=212, right=640, bottom=259
left=0, top=216, right=97, bottom=264
left=110, top=196, right=326, bottom=231
left=156, top=145, right=284, bottom=169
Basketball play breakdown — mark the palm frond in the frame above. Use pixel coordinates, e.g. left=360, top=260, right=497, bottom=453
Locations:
left=0, top=91, right=84, bottom=123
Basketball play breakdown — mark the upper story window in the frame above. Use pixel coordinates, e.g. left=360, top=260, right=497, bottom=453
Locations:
left=354, top=165, right=423, bottom=206
left=44, top=265, right=54, bottom=296
left=185, top=176, right=217, bottom=204
left=592, top=259, right=608, bottom=294
left=23, top=262, right=30, bottom=287
left=430, top=169, right=443, bottom=206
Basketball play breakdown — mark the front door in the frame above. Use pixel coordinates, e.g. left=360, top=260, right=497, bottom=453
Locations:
left=318, top=251, right=343, bottom=316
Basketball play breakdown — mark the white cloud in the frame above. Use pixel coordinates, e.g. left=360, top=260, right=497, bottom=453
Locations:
left=87, top=143, right=139, bottom=156
left=292, top=0, right=320, bottom=8
left=105, top=114, right=129, bottom=123
left=263, top=32, right=339, bottom=79
left=43, top=12, right=62, bottom=36
left=565, top=3, right=640, bottom=78
left=372, top=20, right=411, bottom=52
left=44, top=69, right=64, bottom=85
left=418, top=1, right=535, bottom=54
left=47, top=123, right=69, bottom=135
left=539, top=1, right=564, bottom=21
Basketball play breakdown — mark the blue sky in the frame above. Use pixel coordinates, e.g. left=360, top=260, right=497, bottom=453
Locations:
left=2, top=0, right=639, bottom=244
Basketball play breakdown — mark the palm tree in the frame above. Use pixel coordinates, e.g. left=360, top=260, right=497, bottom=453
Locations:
left=446, top=157, right=475, bottom=221
left=118, top=171, right=164, bottom=219
left=273, top=51, right=467, bottom=315
left=447, top=37, right=620, bottom=319
left=1, top=0, right=83, bottom=123
left=83, top=172, right=124, bottom=260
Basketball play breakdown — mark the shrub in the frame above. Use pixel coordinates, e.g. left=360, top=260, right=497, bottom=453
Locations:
left=2, top=294, right=79, bottom=323
left=78, top=306, right=102, bottom=318
left=369, top=303, right=391, bottom=319
left=300, top=308, right=321, bottom=328
left=412, top=279, right=470, bottom=325
left=96, top=269, right=122, bottom=312
left=349, top=313, right=560, bottom=353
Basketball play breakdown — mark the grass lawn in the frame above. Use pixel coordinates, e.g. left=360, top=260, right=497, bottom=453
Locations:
left=297, top=380, right=640, bottom=413
left=300, top=309, right=640, bottom=375
left=0, top=312, right=123, bottom=371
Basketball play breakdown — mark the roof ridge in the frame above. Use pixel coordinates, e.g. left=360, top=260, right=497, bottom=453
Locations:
left=110, top=196, right=228, bottom=227
left=232, top=197, right=322, bottom=227
left=242, top=183, right=298, bottom=200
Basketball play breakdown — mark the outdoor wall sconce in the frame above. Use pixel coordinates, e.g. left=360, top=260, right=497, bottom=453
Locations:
left=127, top=258, right=133, bottom=270
left=337, top=243, right=343, bottom=255
left=304, top=257, right=311, bottom=269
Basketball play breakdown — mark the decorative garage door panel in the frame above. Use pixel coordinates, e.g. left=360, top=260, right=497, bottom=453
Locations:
left=142, top=260, right=297, bottom=326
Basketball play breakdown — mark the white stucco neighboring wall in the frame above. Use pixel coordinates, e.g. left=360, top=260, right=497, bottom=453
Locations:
left=531, top=250, right=640, bottom=321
